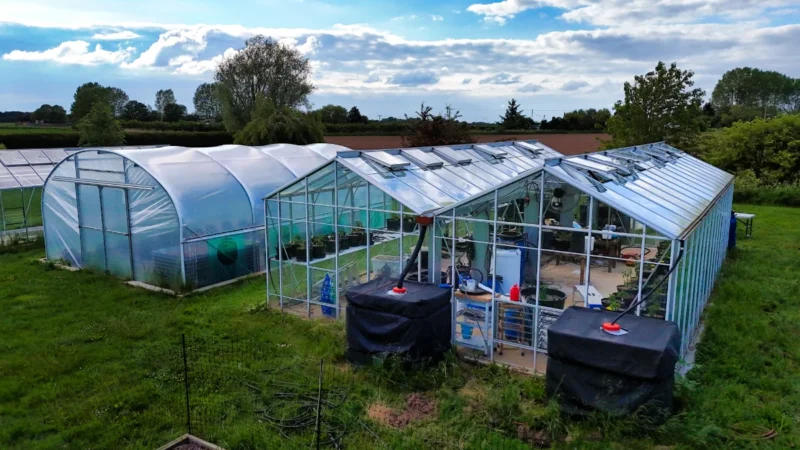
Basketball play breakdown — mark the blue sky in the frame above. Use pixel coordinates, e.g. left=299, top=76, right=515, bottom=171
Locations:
left=1, top=0, right=799, bottom=121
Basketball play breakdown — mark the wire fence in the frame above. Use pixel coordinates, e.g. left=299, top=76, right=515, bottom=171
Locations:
left=173, top=334, right=542, bottom=450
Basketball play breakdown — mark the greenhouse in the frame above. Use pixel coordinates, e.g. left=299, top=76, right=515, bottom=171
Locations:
left=42, top=143, right=344, bottom=290
left=0, top=146, right=162, bottom=239
left=266, top=141, right=733, bottom=374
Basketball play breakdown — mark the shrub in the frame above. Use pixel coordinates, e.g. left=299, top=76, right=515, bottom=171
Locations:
left=119, top=120, right=226, bottom=132
left=234, top=96, right=323, bottom=145
left=0, top=131, right=234, bottom=148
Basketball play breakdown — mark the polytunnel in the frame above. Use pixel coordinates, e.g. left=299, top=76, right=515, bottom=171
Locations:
left=42, top=143, right=346, bottom=290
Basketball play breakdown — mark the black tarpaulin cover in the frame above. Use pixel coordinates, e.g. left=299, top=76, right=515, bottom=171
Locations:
left=546, top=307, right=681, bottom=419
left=345, top=277, right=451, bottom=364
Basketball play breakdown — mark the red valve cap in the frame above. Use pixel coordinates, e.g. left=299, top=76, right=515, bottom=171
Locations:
left=392, top=287, right=407, bottom=294
left=602, top=322, right=621, bottom=332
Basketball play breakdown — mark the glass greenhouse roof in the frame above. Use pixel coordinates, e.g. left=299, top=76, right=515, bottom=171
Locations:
left=0, top=146, right=165, bottom=190
left=543, top=142, right=734, bottom=240
left=289, top=141, right=564, bottom=214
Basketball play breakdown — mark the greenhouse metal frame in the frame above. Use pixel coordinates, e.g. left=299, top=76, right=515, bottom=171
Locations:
left=41, top=144, right=344, bottom=290
left=266, top=141, right=733, bottom=374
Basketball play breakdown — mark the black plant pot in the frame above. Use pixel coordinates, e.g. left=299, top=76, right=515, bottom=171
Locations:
left=386, top=218, right=400, bottom=231
left=296, top=248, right=308, bottom=262
left=354, top=232, right=367, bottom=246
left=338, top=236, right=350, bottom=250
left=539, top=287, right=567, bottom=309
left=402, top=218, right=416, bottom=233
left=347, top=234, right=360, bottom=247
left=325, top=239, right=336, bottom=253
left=275, top=245, right=290, bottom=260
left=312, top=244, right=326, bottom=259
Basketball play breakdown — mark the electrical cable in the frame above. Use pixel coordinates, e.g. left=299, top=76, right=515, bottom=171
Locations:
left=396, top=224, right=427, bottom=290
left=610, top=243, right=685, bottom=325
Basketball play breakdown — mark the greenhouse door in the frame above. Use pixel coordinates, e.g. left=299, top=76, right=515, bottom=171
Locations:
left=78, top=185, right=133, bottom=279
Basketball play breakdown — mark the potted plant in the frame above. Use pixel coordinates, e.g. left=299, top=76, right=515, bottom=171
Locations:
left=353, top=222, right=368, bottom=245
left=538, top=287, right=567, bottom=309
left=386, top=214, right=401, bottom=231
left=337, top=231, right=350, bottom=250
left=311, top=236, right=327, bottom=259
left=324, top=234, right=337, bottom=253
left=275, top=244, right=290, bottom=260
left=402, top=215, right=416, bottom=233
left=295, top=240, right=309, bottom=262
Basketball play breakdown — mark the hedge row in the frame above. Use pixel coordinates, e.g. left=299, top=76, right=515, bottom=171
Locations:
left=119, top=120, right=226, bottom=132
left=0, top=131, right=234, bottom=149
left=733, top=183, right=800, bottom=207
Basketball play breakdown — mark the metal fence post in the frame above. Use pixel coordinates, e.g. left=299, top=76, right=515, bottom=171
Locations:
left=314, top=358, right=324, bottom=450
left=182, top=333, right=192, bottom=435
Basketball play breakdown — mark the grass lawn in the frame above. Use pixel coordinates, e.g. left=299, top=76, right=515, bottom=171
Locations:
left=0, top=124, right=74, bottom=135
left=1, top=204, right=798, bottom=449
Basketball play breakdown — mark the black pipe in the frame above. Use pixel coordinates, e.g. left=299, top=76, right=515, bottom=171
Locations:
left=396, top=224, right=428, bottom=290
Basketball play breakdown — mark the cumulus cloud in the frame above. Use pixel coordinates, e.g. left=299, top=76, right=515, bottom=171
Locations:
left=462, top=78, right=473, bottom=84
left=466, top=0, right=797, bottom=26
left=431, top=15, right=444, bottom=21
left=518, top=83, right=543, bottom=92
left=2, top=41, right=135, bottom=65
left=479, top=73, right=522, bottom=85
left=388, top=70, right=439, bottom=86
left=92, top=30, right=141, bottom=40
left=561, top=80, right=589, bottom=91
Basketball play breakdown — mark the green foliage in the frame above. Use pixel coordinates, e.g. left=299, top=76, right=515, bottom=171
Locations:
left=347, top=106, right=367, bottom=124
left=162, top=103, right=187, bottom=122
left=107, top=87, right=129, bottom=117
left=401, top=103, right=476, bottom=147
left=604, top=61, right=705, bottom=149
left=0, top=130, right=234, bottom=149
left=499, top=98, right=534, bottom=130
left=711, top=67, right=798, bottom=115
left=77, top=102, right=125, bottom=147
left=120, top=100, right=152, bottom=121
left=703, top=114, right=800, bottom=184
left=315, top=104, right=348, bottom=124
left=0, top=143, right=5, bottom=149
left=70, top=82, right=111, bottom=122
left=154, top=89, right=176, bottom=117
left=234, top=96, right=324, bottom=145
left=541, top=108, right=611, bottom=131
left=30, top=104, right=67, bottom=123
left=216, top=36, right=314, bottom=132
left=193, top=82, right=222, bottom=120
left=118, top=119, right=225, bottom=132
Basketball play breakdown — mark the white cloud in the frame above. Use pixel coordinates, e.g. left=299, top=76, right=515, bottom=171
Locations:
left=92, top=31, right=142, bottom=40
left=2, top=41, right=135, bottom=65
left=431, top=15, right=444, bottom=21
left=466, top=0, right=796, bottom=26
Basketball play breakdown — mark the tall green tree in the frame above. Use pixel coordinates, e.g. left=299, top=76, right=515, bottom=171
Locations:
left=154, top=89, right=177, bottom=117
left=121, top=101, right=151, bottom=121
left=347, top=106, right=364, bottom=124
left=163, top=103, right=187, bottom=122
left=499, top=99, right=532, bottom=129
left=70, top=82, right=111, bottom=122
left=711, top=67, right=797, bottom=117
left=234, top=95, right=323, bottom=145
left=107, top=87, right=129, bottom=117
left=604, top=61, right=705, bottom=149
left=77, top=102, right=125, bottom=147
left=193, top=83, right=222, bottom=120
left=215, top=36, right=314, bottom=132
left=31, top=104, right=67, bottom=123
left=316, top=104, right=348, bottom=124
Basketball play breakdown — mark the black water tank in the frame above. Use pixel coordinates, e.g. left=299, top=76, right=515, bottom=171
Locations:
left=546, top=307, right=681, bottom=422
left=345, top=277, right=451, bottom=365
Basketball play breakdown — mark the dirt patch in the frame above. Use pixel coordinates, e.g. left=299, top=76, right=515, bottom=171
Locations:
left=324, top=133, right=608, bottom=155
left=516, top=422, right=552, bottom=448
left=367, top=393, right=437, bottom=428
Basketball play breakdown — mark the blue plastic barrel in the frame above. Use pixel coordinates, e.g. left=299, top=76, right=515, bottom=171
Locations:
left=728, top=212, right=737, bottom=250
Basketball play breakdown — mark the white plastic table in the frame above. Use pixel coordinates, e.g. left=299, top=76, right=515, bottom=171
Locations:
left=735, top=212, right=755, bottom=238
left=574, top=285, right=603, bottom=309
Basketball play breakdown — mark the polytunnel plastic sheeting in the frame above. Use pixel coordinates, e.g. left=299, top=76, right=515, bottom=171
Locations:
left=126, top=163, right=182, bottom=288
left=195, top=145, right=298, bottom=224
left=43, top=177, right=81, bottom=267
left=257, top=144, right=335, bottom=176
left=115, top=147, right=253, bottom=239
